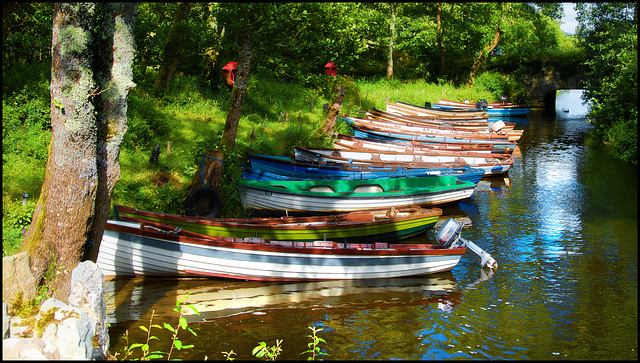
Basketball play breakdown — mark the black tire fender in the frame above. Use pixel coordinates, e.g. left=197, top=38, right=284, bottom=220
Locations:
left=184, top=186, right=222, bottom=218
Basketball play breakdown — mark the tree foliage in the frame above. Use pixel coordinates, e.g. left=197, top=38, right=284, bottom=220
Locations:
left=576, top=3, right=637, bottom=163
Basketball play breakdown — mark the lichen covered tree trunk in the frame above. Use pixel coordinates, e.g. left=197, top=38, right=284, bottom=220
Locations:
left=22, top=3, right=137, bottom=300
left=86, top=3, right=138, bottom=262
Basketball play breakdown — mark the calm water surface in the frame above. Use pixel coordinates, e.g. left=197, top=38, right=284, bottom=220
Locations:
left=106, top=96, right=637, bottom=360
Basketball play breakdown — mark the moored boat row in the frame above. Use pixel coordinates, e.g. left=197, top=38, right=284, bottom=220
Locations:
left=97, top=96, right=507, bottom=281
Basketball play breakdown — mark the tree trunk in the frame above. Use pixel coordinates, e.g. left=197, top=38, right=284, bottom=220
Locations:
left=154, top=2, right=190, bottom=89
left=86, top=3, right=138, bottom=262
left=386, top=3, right=395, bottom=80
left=437, top=3, right=446, bottom=77
left=467, top=26, right=501, bottom=85
left=187, top=24, right=254, bottom=193
left=24, top=3, right=99, bottom=299
left=467, top=4, right=505, bottom=86
left=321, top=85, right=345, bottom=135
left=22, top=3, right=137, bottom=300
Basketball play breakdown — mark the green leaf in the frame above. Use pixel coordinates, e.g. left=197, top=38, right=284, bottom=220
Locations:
left=182, top=344, right=194, bottom=349
left=149, top=336, right=160, bottom=341
left=252, top=344, right=265, bottom=355
left=129, top=343, right=144, bottom=349
left=185, top=304, right=199, bottom=315
left=175, top=339, right=183, bottom=350
left=179, top=317, right=188, bottom=330
left=164, top=322, right=175, bottom=332
left=138, top=325, right=149, bottom=332
left=146, top=354, right=164, bottom=359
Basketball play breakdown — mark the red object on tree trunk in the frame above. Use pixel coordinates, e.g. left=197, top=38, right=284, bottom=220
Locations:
left=325, top=62, right=337, bottom=76
left=222, top=62, right=238, bottom=88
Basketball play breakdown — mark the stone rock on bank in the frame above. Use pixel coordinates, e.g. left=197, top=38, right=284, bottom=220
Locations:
left=2, top=256, right=110, bottom=360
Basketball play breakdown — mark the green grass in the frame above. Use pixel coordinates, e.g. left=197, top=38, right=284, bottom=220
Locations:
left=2, top=69, right=506, bottom=254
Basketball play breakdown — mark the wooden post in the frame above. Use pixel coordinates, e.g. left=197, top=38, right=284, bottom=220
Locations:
left=187, top=149, right=225, bottom=192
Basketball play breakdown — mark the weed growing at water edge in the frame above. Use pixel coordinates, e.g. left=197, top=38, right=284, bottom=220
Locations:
left=252, top=339, right=283, bottom=361
left=221, top=349, right=236, bottom=360
left=300, top=325, right=328, bottom=360
left=113, top=293, right=200, bottom=360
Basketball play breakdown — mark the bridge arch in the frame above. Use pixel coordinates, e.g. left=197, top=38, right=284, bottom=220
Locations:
left=523, top=67, right=584, bottom=110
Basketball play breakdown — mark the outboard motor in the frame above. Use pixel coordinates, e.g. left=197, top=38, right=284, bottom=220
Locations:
left=435, top=218, right=498, bottom=270
left=475, top=99, right=488, bottom=110
left=424, top=102, right=432, bottom=109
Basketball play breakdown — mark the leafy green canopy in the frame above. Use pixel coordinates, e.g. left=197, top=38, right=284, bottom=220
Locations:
left=576, top=3, right=637, bottom=164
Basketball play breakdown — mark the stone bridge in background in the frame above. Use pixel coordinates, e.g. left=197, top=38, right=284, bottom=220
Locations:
left=522, top=67, right=584, bottom=109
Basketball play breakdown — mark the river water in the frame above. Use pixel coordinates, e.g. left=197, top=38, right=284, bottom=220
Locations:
left=105, top=91, right=637, bottom=360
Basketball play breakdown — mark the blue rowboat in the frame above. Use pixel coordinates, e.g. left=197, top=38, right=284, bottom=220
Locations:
left=242, top=162, right=485, bottom=184
left=485, top=107, right=531, bottom=117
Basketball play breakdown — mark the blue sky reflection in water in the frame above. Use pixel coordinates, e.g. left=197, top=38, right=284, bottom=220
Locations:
left=106, top=90, right=637, bottom=360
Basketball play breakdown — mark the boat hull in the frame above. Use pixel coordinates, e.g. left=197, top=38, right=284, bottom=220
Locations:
left=352, top=126, right=517, bottom=154
left=246, top=155, right=486, bottom=184
left=97, top=220, right=465, bottom=280
left=387, top=101, right=488, bottom=119
left=238, top=177, right=476, bottom=215
left=115, top=204, right=442, bottom=243
left=293, top=147, right=512, bottom=176
left=486, top=108, right=531, bottom=116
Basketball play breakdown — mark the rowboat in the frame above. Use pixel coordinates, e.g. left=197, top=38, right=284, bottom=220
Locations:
left=350, top=123, right=519, bottom=153
left=97, top=218, right=480, bottom=280
left=334, top=134, right=513, bottom=163
left=343, top=115, right=523, bottom=141
left=238, top=176, right=476, bottom=215
left=293, top=147, right=512, bottom=176
left=113, top=204, right=441, bottom=243
left=97, top=216, right=497, bottom=280
left=386, top=101, right=488, bottom=119
left=366, top=109, right=515, bottom=130
left=433, top=99, right=531, bottom=117
left=432, top=98, right=519, bottom=108
left=335, top=134, right=499, bottom=155
left=485, top=107, right=531, bottom=117
left=337, top=131, right=497, bottom=153
left=245, top=154, right=486, bottom=184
